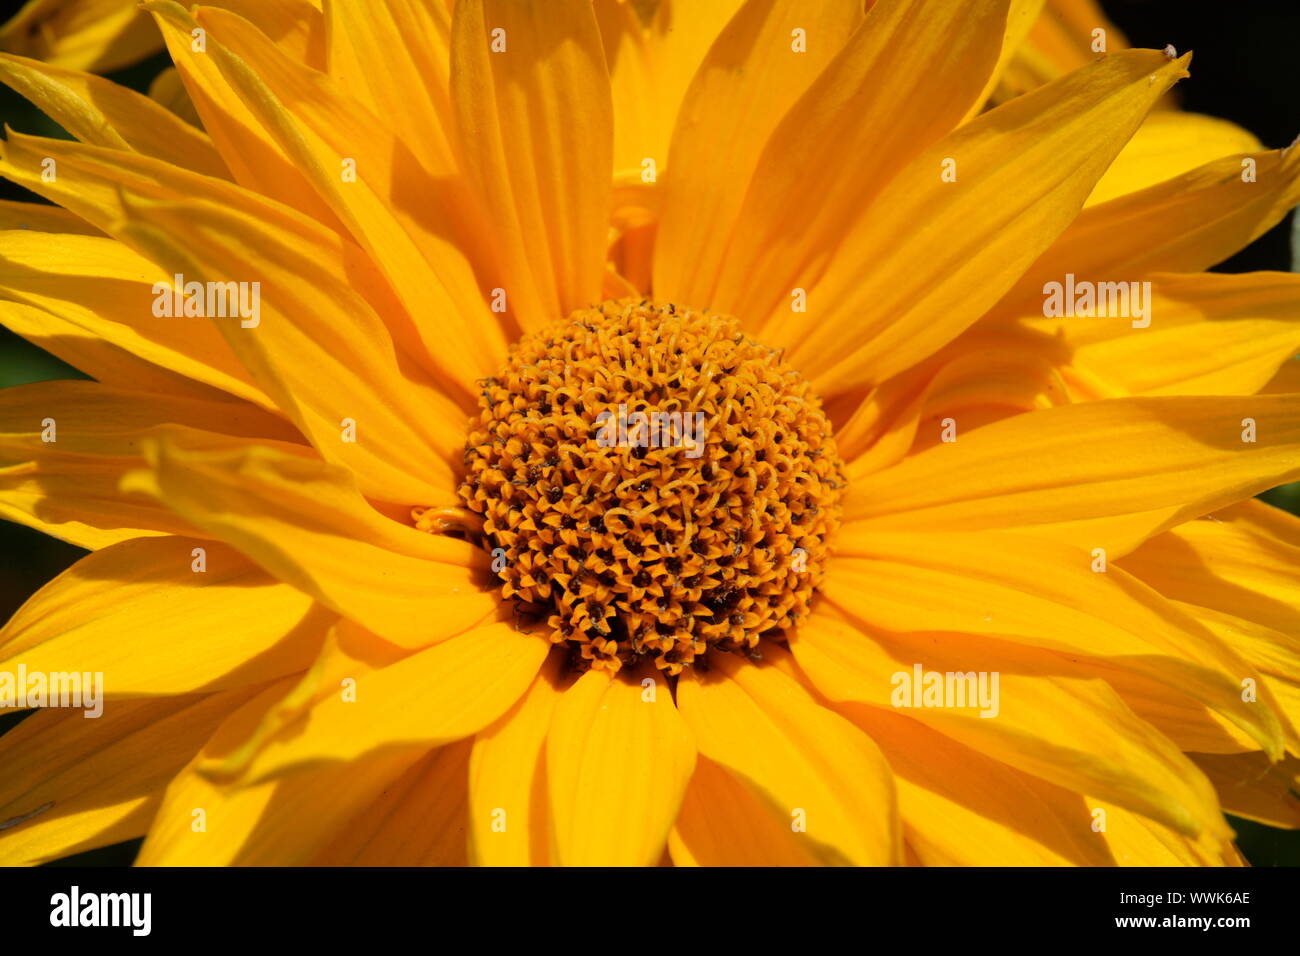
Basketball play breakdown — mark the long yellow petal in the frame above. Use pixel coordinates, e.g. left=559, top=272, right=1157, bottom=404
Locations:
left=121, top=427, right=496, bottom=648
left=144, top=0, right=342, bottom=227
left=842, top=704, right=1114, bottom=866
left=844, top=394, right=1300, bottom=551
left=0, top=231, right=274, bottom=409
left=0, top=52, right=228, bottom=177
left=0, top=690, right=250, bottom=865
left=711, top=0, right=1012, bottom=330
left=468, top=649, right=564, bottom=866
left=136, top=679, right=421, bottom=865
left=0, top=379, right=298, bottom=548
left=997, top=146, right=1300, bottom=318
left=451, top=0, right=613, bottom=331
left=653, top=0, right=862, bottom=309
left=192, top=4, right=506, bottom=400
left=1087, top=111, right=1263, bottom=207
left=789, top=608, right=1232, bottom=844
left=826, top=529, right=1284, bottom=754
left=225, top=618, right=547, bottom=785
left=0, top=536, right=324, bottom=697
left=781, top=49, right=1188, bottom=394
left=546, top=664, right=696, bottom=866
left=0, top=0, right=162, bottom=73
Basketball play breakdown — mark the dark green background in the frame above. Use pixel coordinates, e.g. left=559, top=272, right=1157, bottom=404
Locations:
left=1, top=2, right=1298, bottom=866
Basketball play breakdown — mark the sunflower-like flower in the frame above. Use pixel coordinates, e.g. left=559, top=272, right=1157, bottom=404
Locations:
left=0, top=0, right=1298, bottom=868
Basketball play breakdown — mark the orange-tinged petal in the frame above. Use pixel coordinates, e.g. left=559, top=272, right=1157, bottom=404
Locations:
left=675, top=647, right=900, bottom=865
left=312, top=740, right=474, bottom=866
left=451, top=0, right=613, bottom=332
left=1087, top=111, right=1263, bottom=207
left=667, top=754, right=818, bottom=867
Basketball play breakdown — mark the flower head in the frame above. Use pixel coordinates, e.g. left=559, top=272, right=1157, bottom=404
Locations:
left=0, top=0, right=1298, bottom=868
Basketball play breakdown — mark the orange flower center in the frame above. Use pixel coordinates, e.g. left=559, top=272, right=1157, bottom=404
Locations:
left=454, top=298, right=844, bottom=674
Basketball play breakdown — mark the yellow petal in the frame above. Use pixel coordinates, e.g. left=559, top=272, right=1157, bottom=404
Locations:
left=113, top=194, right=468, bottom=503
left=1088, top=111, right=1263, bottom=206
left=214, top=0, right=326, bottom=69
left=0, top=536, right=324, bottom=697
left=596, top=0, right=744, bottom=178
left=789, top=608, right=1232, bottom=843
left=826, top=529, right=1283, bottom=755
left=191, top=4, right=505, bottom=400
left=667, top=754, right=818, bottom=867
left=842, top=703, right=1114, bottom=866
left=0, top=379, right=298, bottom=548
left=143, top=0, right=342, bottom=228
left=546, top=664, right=696, bottom=866
left=0, top=230, right=274, bottom=409
left=0, top=197, right=99, bottom=234
left=711, top=0, right=1012, bottom=330
left=653, top=0, right=863, bottom=309
left=146, top=65, right=201, bottom=127
left=136, top=679, right=421, bottom=865
left=998, top=146, right=1300, bottom=318
left=1092, top=799, right=1229, bottom=867
left=451, top=0, right=613, bottom=331
left=312, top=740, right=474, bottom=866
left=0, top=689, right=250, bottom=865
left=0, top=133, right=422, bottom=410
left=782, top=49, right=1190, bottom=393
left=1021, top=271, right=1300, bottom=398
left=0, top=52, right=228, bottom=177
left=0, top=298, right=255, bottom=412
left=468, top=649, right=564, bottom=866
left=675, top=646, right=900, bottom=865
left=324, top=0, right=452, bottom=174
left=1190, top=751, right=1300, bottom=829
left=228, top=618, right=547, bottom=784
left=121, top=427, right=496, bottom=648
left=844, top=394, right=1300, bottom=552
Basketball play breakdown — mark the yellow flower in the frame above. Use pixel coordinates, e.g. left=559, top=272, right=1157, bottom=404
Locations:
left=0, top=0, right=1299, bottom=867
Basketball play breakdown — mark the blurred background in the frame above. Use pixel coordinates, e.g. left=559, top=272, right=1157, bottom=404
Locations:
left=0, top=0, right=1297, bottom=865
